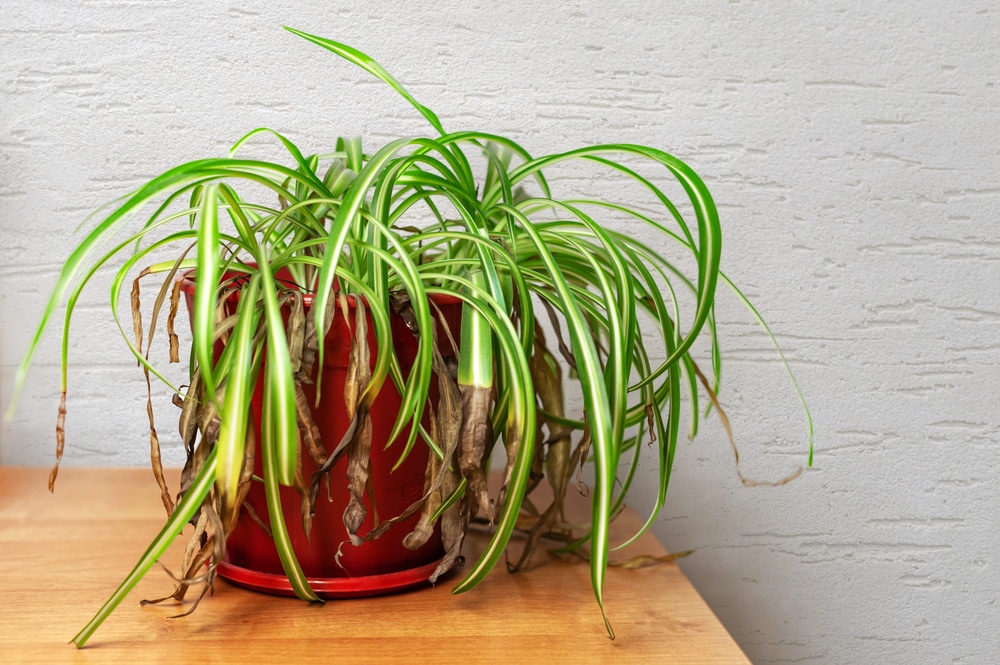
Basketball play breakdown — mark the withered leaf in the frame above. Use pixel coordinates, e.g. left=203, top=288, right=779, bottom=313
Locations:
left=342, top=413, right=372, bottom=545
left=243, top=500, right=272, bottom=538
left=287, top=293, right=305, bottom=374
left=342, top=299, right=374, bottom=545
left=575, top=428, right=592, bottom=495
left=609, top=550, right=695, bottom=569
left=295, top=382, right=326, bottom=468
left=530, top=328, right=571, bottom=502
left=430, top=298, right=459, bottom=356
left=144, top=498, right=223, bottom=611
left=402, top=451, right=442, bottom=550
left=428, top=464, right=466, bottom=584
left=145, top=368, right=174, bottom=516
left=176, top=372, right=202, bottom=457
left=292, top=440, right=314, bottom=539
left=130, top=273, right=144, bottom=360
left=389, top=290, right=419, bottom=335
left=146, top=264, right=180, bottom=362
left=458, top=385, right=493, bottom=523
left=507, top=328, right=577, bottom=572
left=382, top=335, right=458, bottom=548
left=540, top=297, right=577, bottom=372
left=48, top=392, right=66, bottom=493
left=690, top=360, right=803, bottom=487
left=180, top=510, right=210, bottom=586
left=220, top=425, right=256, bottom=536
left=308, top=411, right=357, bottom=507
left=343, top=296, right=368, bottom=422
left=298, top=284, right=338, bottom=384
left=167, top=279, right=182, bottom=363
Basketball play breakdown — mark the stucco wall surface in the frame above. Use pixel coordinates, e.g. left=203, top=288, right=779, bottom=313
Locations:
left=1, top=2, right=997, bottom=663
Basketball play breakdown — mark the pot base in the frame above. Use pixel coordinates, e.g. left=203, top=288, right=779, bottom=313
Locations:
left=217, top=558, right=444, bottom=599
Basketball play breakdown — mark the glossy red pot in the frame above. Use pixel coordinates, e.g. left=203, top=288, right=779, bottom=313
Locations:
left=180, top=271, right=459, bottom=598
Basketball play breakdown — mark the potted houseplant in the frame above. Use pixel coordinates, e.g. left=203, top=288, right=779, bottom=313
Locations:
left=7, top=27, right=811, bottom=646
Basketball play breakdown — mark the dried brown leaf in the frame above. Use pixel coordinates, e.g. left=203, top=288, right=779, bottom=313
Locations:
left=399, top=335, right=463, bottom=549
left=181, top=510, right=210, bottom=581
left=575, top=428, right=592, bottom=495
left=458, top=385, right=492, bottom=522
left=48, top=392, right=66, bottom=493
left=298, top=286, right=338, bottom=384
left=130, top=274, right=144, bottom=360
left=180, top=399, right=219, bottom=501
left=135, top=325, right=174, bottom=516
left=146, top=380, right=174, bottom=516
left=433, top=346, right=463, bottom=463
left=506, top=334, right=579, bottom=572
left=292, top=440, right=314, bottom=539
left=690, top=360, right=803, bottom=487
left=402, top=452, right=442, bottom=550
left=295, top=383, right=326, bottom=468
left=530, top=329, right=571, bottom=501
left=389, top=290, right=419, bottom=336
left=425, top=327, right=474, bottom=581
left=220, top=426, right=256, bottom=536
left=343, top=296, right=368, bottom=421
left=176, top=372, right=202, bottom=457
left=145, top=265, right=179, bottom=360
left=243, top=500, right=271, bottom=538
left=144, top=499, right=222, bottom=610
left=428, top=464, right=467, bottom=584
left=167, top=279, right=182, bottom=363
left=342, top=412, right=372, bottom=545
left=341, top=298, right=375, bottom=545
left=308, top=411, right=356, bottom=507
left=540, top=298, right=577, bottom=372
left=287, top=293, right=305, bottom=375
left=609, top=550, right=695, bottom=569
left=430, top=298, right=459, bottom=357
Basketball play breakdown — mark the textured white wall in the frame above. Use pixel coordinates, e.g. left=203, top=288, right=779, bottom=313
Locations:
left=1, top=2, right=997, bottom=663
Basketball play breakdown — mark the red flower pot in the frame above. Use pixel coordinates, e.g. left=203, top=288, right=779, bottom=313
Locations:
left=180, top=271, right=459, bottom=598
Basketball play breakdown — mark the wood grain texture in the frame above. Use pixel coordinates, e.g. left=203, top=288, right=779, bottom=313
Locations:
left=0, top=467, right=748, bottom=664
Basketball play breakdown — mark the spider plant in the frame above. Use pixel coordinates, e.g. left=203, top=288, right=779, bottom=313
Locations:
left=7, top=27, right=811, bottom=647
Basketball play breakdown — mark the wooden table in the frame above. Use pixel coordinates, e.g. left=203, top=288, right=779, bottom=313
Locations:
left=0, top=467, right=748, bottom=664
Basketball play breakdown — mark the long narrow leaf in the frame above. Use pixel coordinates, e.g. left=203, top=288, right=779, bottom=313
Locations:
left=260, top=384, right=319, bottom=601
left=216, top=275, right=262, bottom=507
left=285, top=28, right=445, bottom=135
left=71, top=447, right=219, bottom=647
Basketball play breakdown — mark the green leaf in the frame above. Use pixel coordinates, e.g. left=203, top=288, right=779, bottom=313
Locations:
left=285, top=28, right=446, bottom=135
left=193, top=186, right=221, bottom=400
left=72, top=447, right=220, bottom=647
left=257, top=258, right=299, bottom=486
left=216, top=275, right=262, bottom=509
left=260, top=386, right=320, bottom=601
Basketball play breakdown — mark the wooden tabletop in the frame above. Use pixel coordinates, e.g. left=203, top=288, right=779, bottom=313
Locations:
left=0, top=466, right=748, bottom=664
